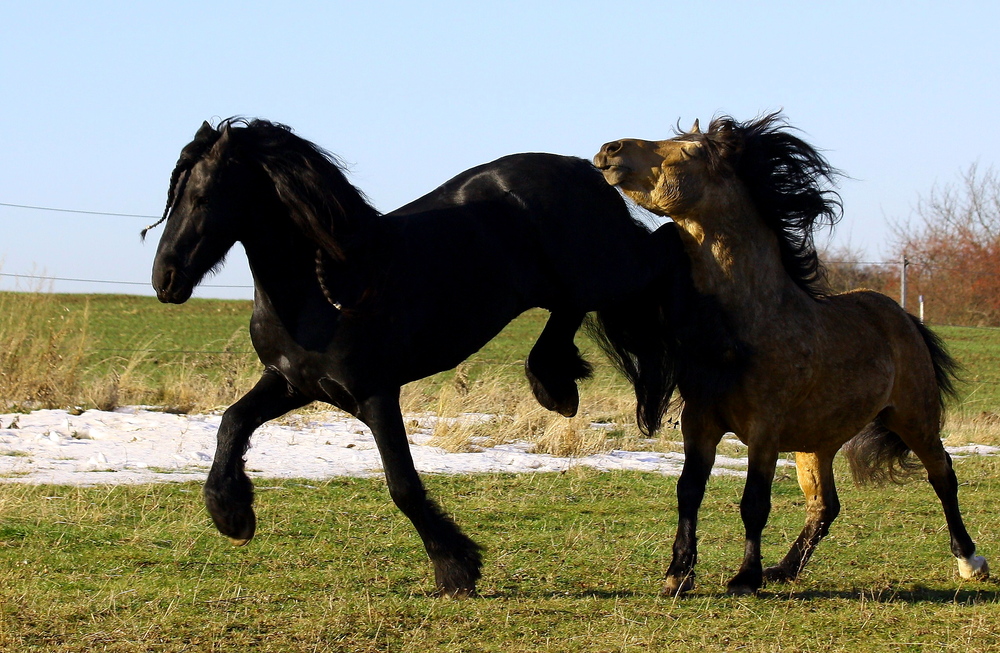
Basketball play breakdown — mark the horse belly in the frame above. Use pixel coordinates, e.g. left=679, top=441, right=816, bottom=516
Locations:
left=773, top=371, right=894, bottom=453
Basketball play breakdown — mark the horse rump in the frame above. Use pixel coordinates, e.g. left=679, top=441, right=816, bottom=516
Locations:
left=843, top=313, right=961, bottom=485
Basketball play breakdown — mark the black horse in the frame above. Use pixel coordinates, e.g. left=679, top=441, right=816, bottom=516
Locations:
left=149, top=119, right=689, bottom=596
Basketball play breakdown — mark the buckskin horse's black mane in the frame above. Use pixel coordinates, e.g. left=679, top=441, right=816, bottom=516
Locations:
left=683, top=112, right=843, bottom=298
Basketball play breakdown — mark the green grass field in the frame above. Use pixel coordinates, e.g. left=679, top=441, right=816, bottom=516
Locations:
left=1, top=460, right=998, bottom=652
left=2, top=292, right=1000, bottom=651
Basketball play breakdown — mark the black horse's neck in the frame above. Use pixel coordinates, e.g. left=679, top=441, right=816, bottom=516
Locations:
left=240, top=206, right=349, bottom=333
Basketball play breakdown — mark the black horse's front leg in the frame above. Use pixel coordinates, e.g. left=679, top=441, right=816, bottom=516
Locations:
left=204, top=368, right=309, bottom=545
left=360, top=391, right=482, bottom=597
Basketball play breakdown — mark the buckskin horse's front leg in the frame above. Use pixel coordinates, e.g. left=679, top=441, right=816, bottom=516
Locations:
left=204, top=368, right=309, bottom=545
left=359, top=391, right=482, bottom=597
left=726, top=444, right=780, bottom=595
left=664, top=408, right=725, bottom=596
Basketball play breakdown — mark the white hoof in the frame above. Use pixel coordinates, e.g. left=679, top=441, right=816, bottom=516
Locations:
left=957, top=555, right=989, bottom=580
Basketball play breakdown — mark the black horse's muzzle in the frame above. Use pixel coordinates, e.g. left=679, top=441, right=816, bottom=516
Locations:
left=152, top=263, right=194, bottom=304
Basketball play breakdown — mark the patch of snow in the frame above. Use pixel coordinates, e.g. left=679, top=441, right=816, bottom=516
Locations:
left=0, top=408, right=994, bottom=486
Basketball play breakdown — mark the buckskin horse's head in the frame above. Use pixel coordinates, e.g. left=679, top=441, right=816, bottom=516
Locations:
left=593, top=119, right=724, bottom=219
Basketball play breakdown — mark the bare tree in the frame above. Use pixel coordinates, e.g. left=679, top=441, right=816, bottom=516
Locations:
left=891, top=164, right=1000, bottom=326
left=818, top=242, right=895, bottom=296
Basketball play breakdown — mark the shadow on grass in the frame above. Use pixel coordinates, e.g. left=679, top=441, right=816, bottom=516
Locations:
left=767, top=585, right=1000, bottom=604
left=478, top=583, right=1000, bottom=604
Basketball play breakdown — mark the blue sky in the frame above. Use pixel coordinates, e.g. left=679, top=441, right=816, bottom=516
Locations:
left=2, top=1, right=998, bottom=299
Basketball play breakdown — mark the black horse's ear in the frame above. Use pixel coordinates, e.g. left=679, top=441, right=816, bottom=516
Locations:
left=211, top=123, right=234, bottom=155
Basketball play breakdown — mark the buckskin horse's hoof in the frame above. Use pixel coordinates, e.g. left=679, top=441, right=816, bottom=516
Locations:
left=958, top=555, right=989, bottom=580
left=762, top=564, right=796, bottom=584
left=662, top=573, right=695, bottom=597
left=437, top=586, right=478, bottom=599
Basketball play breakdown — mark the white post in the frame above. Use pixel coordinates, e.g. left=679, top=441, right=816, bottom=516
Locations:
left=919, top=295, right=925, bottom=323
left=900, top=254, right=909, bottom=310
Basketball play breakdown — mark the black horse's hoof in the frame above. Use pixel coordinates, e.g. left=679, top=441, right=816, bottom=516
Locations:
left=726, top=569, right=763, bottom=596
left=433, top=555, right=482, bottom=599
left=526, top=370, right=580, bottom=417
left=223, top=508, right=257, bottom=546
left=204, top=479, right=257, bottom=545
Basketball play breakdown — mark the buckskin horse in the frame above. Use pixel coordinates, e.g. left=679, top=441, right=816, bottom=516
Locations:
left=149, top=118, right=692, bottom=596
left=595, top=113, right=989, bottom=595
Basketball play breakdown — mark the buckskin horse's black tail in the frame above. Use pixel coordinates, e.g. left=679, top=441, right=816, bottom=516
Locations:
left=843, top=314, right=961, bottom=485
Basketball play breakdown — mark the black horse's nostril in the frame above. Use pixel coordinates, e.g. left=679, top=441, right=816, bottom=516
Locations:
left=159, top=268, right=175, bottom=294
left=603, top=141, right=623, bottom=155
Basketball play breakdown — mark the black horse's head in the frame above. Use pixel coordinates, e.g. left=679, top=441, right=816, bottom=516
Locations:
left=150, top=121, right=260, bottom=303
left=150, top=119, right=378, bottom=304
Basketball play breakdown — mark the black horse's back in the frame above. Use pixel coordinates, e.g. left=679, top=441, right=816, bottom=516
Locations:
left=392, top=153, right=661, bottom=309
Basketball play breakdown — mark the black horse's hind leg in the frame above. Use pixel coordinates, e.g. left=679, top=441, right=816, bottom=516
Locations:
left=204, top=369, right=309, bottom=545
left=360, top=391, right=483, bottom=596
left=525, top=311, right=591, bottom=417
left=764, top=451, right=840, bottom=583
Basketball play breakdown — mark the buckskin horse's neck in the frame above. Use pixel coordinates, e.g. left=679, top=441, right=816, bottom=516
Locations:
left=672, top=203, right=796, bottom=329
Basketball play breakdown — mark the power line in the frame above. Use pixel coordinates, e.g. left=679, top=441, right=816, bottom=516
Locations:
left=0, top=272, right=252, bottom=289
left=0, top=201, right=159, bottom=220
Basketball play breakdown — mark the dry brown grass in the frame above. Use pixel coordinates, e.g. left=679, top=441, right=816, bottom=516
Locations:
left=0, top=289, right=260, bottom=414
left=152, top=332, right=260, bottom=414
left=0, top=288, right=88, bottom=409
left=943, top=410, right=1000, bottom=447
left=405, top=363, right=682, bottom=457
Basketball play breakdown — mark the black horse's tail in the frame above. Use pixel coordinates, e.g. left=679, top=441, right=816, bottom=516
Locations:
left=586, top=291, right=678, bottom=436
left=585, top=223, right=696, bottom=436
left=843, top=315, right=961, bottom=485
left=587, top=223, right=751, bottom=436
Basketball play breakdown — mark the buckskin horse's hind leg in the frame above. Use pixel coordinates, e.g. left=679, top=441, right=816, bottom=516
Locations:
left=763, top=451, right=840, bottom=583
left=360, top=391, right=483, bottom=597
left=204, top=368, right=310, bottom=545
left=525, top=311, right=591, bottom=417
left=889, top=415, right=990, bottom=580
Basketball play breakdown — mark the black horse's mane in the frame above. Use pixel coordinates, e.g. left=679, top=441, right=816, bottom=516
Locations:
left=152, top=118, right=378, bottom=262
left=686, top=112, right=843, bottom=298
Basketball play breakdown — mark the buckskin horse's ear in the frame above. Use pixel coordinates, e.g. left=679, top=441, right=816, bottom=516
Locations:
left=196, top=121, right=216, bottom=138
left=690, top=119, right=701, bottom=135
